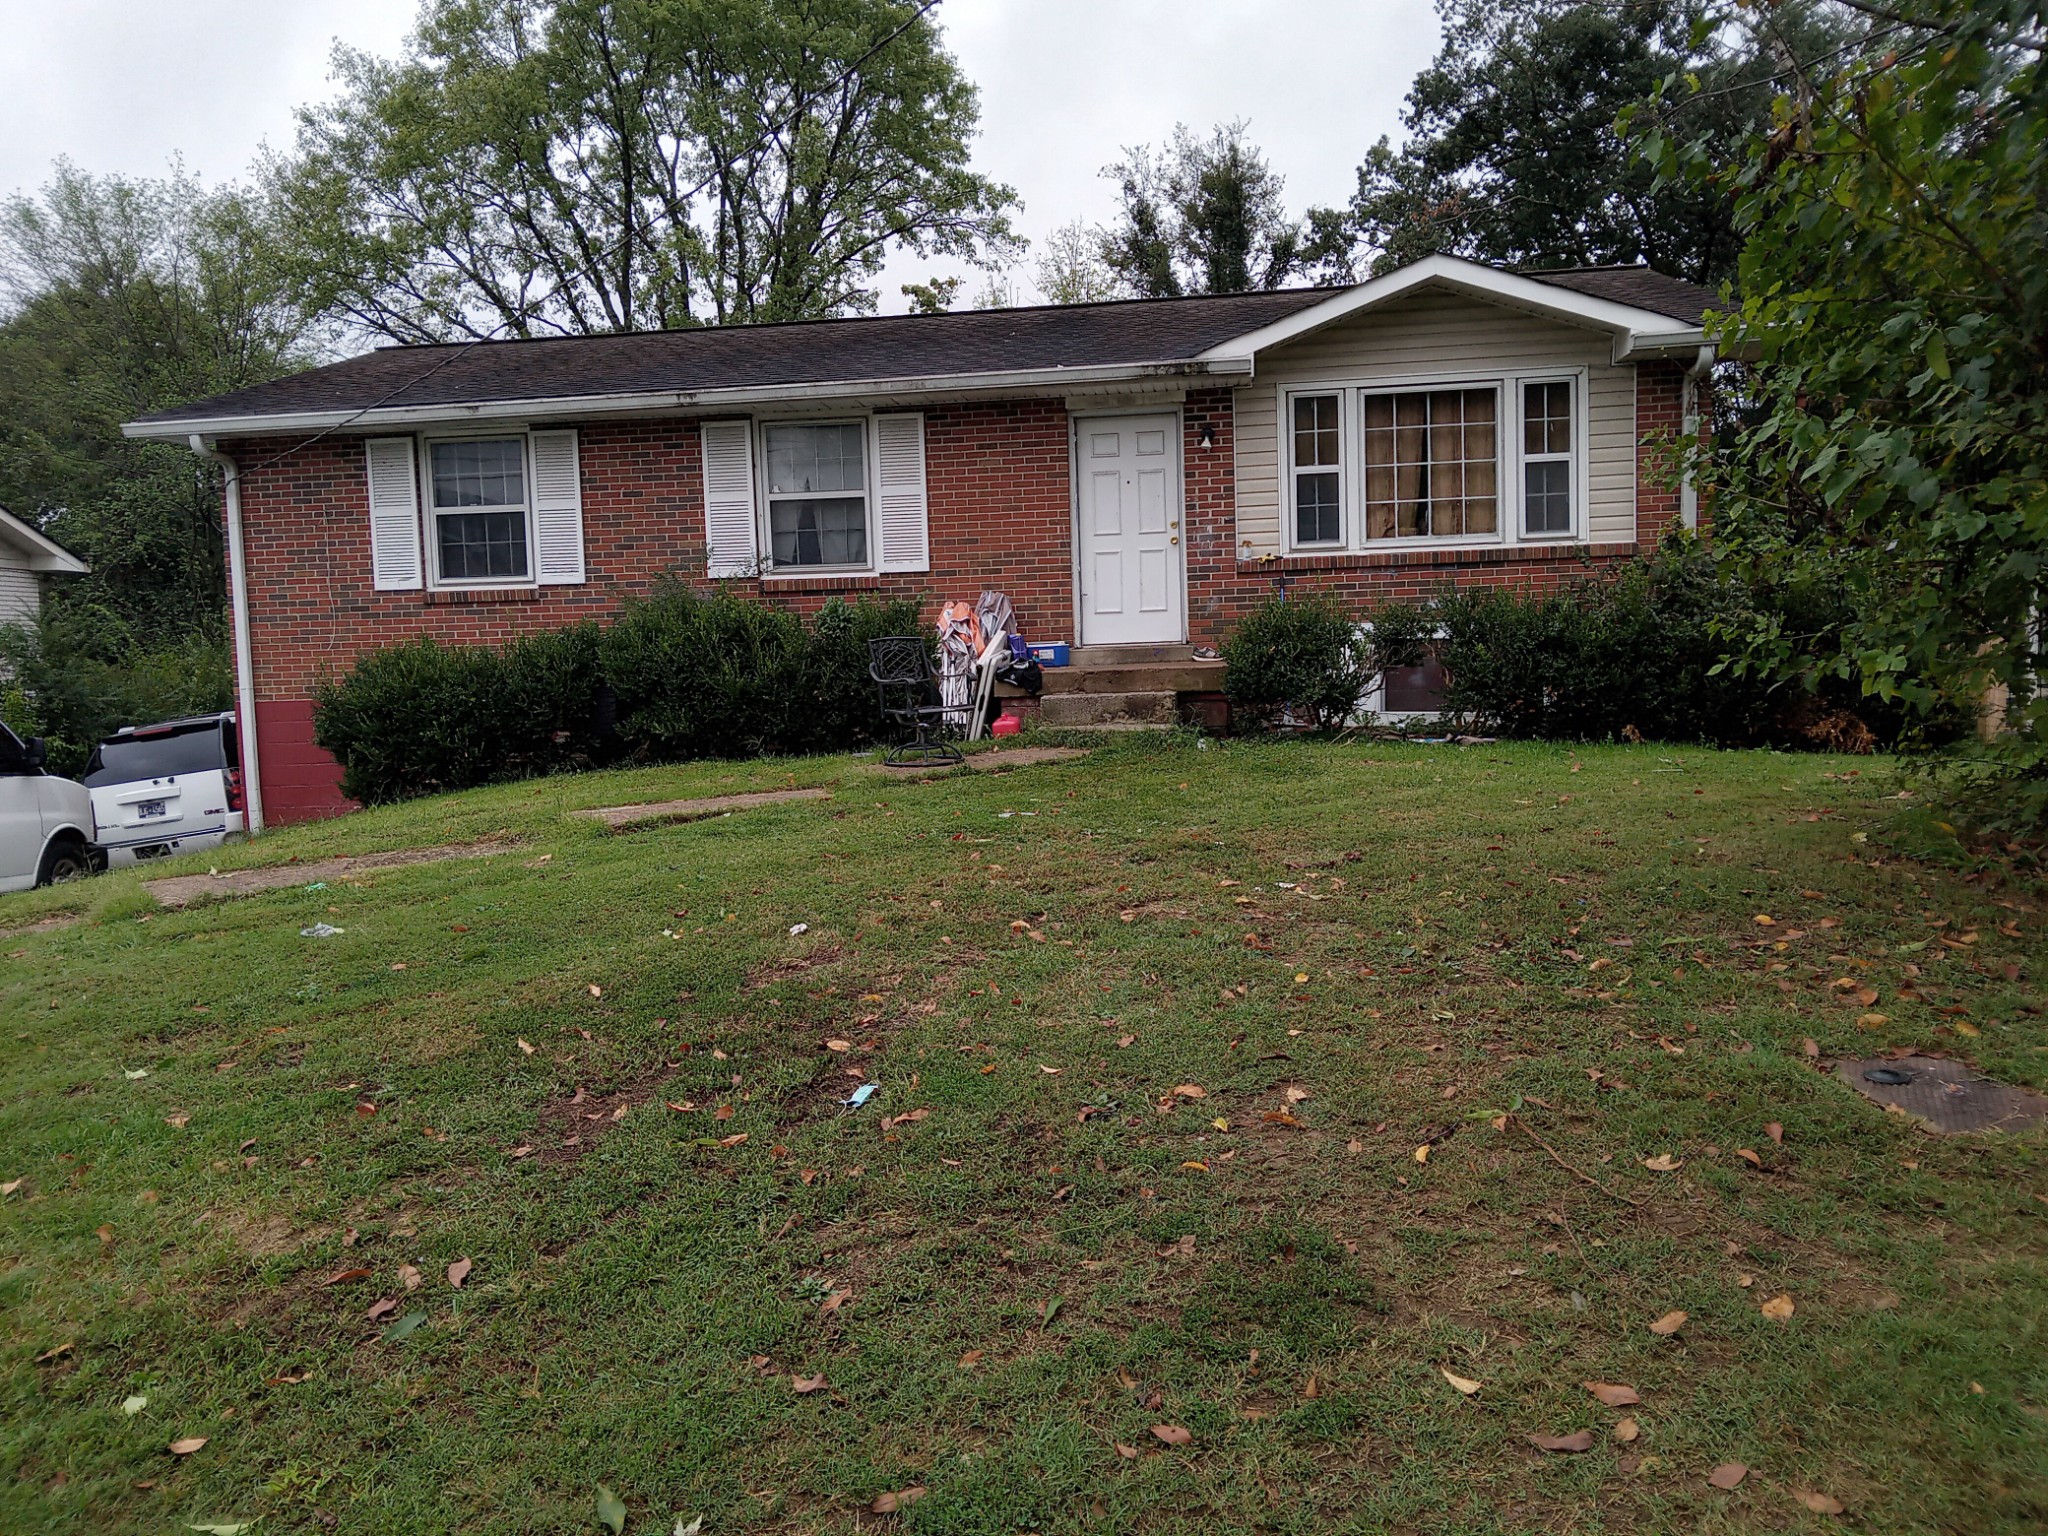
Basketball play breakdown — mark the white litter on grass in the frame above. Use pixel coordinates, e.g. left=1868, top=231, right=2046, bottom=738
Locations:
left=300, top=923, right=346, bottom=939
left=124, top=1069, right=149, bottom=1080
left=121, top=1394, right=147, bottom=1415
left=789, top=923, right=809, bottom=936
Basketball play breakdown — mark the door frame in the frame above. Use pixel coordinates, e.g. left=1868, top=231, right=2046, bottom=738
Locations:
left=1067, top=407, right=1188, bottom=647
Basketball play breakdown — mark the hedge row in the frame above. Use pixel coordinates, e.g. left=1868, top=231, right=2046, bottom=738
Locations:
left=1223, top=537, right=1935, bottom=750
left=312, top=587, right=922, bottom=804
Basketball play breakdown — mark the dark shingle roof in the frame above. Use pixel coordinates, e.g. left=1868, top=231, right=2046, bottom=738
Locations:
left=134, top=288, right=1337, bottom=428
left=1522, top=265, right=1720, bottom=327
left=133, top=263, right=1718, bottom=430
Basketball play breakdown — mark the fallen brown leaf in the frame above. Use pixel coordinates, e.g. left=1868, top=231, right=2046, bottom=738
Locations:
left=397, top=1263, right=422, bottom=1291
left=1613, top=1417, right=1640, bottom=1443
left=1114, top=1442, right=1139, bottom=1459
left=447, top=1256, right=473, bottom=1289
left=1765, top=1121, right=1784, bottom=1144
left=871, top=1487, right=927, bottom=1514
left=1708, top=1461, right=1748, bottom=1489
left=1149, top=1424, right=1192, bottom=1446
left=957, top=1350, right=984, bottom=1369
left=791, top=1373, right=828, bottom=1394
left=1648, top=1310, right=1688, bottom=1336
left=1170, top=1084, right=1206, bottom=1099
left=1793, top=1488, right=1845, bottom=1515
left=1440, top=1367, right=1481, bottom=1395
left=1527, top=1430, right=1595, bottom=1453
left=1583, top=1381, right=1640, bottom=1407
left=1760, top=1293, right=1795, bottom=1321
left=168, top=1437, right=207, bottom=1456
left=323, top=1267, right=371, bottom=1287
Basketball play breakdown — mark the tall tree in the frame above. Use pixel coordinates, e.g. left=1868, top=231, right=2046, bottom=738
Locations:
left=1098, top=122, right=1332, bottom=298
left=1638, top=0, right=2048, bottom=825
left=271, top=0, right=1018, bottom=340
left=1032, top=219, right=1119, bottom=306
left=1347, top=0, right=1856, bottom=283
left=0, top=160, right=314, bottom=643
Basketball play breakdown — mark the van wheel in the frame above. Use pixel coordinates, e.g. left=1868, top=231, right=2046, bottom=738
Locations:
left=36, top=836, right=90, bottom=887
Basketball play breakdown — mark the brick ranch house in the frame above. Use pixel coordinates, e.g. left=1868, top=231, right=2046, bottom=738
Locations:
left=125, top=254, right=1716, bottom=828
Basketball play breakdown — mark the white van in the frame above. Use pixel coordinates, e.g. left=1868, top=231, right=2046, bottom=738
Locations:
left=84, top=713, right=246, bottom=869
left=0, top=724, right=96, bottom=892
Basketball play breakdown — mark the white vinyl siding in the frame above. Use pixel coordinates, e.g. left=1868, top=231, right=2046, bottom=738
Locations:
left=0, top=563, right=37, bottom=629
left=1235, top=289, right=1637, bottom=558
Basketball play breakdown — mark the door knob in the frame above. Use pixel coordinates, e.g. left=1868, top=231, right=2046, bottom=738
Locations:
left=1170, top=536, right=1179, bottom=545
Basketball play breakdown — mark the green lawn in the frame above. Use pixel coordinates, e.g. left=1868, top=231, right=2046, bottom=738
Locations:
left=3, top=735, right=2044, bottom=1535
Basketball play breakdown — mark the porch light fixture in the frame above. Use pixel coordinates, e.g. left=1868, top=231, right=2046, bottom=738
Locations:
left=1196, top=421, right=1217, bottom=449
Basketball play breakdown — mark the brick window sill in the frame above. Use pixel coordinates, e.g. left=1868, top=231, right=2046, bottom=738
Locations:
left=1237, top=541, right=1636, bottom=574
left=424, top=586, right=545, bottom=606
left=756, top=574, right=886, bottom=593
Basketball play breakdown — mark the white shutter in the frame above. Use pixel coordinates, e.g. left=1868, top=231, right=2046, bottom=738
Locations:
left=365, top=437, right=422, bottom=591
left=700, top=420, right=758, bottom=577
left=530, top=429, right=585, bottom=584
left=873, top=411, right=929, bottom=573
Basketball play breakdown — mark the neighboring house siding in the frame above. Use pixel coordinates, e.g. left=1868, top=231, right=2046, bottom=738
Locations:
left=1233, top=289, right=1640, bottom=557
left=0, top=562, right=38, bottom=629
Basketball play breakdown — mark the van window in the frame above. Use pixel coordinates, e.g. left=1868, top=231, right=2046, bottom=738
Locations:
left=0, top=726, right=30, bottom=775
left=83, top=723, right=227, bottom=786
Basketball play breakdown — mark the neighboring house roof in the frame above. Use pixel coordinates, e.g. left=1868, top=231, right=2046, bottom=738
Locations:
left=0, top=507, right=88, bottom=574
left=124, top=256, right=1715, bottom=440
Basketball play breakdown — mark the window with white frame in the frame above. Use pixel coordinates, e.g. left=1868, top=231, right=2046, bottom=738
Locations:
left=1521, top=379, right=1574, bottom=535
left=1291, top=394, right=1343, bottom=545
left=1362, top=387, right=1498, bottom=539
left=1284, top=375, right=1582, bottom=553
left=429, top=438, right=530, bottom=582
left=763, top=420, right=869, bottom=568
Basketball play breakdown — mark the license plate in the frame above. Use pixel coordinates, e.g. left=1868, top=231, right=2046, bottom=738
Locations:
left=136, top=799, right=167, bottom=820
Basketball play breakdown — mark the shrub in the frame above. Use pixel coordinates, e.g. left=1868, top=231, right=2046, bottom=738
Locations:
left=1222, top=593, right=1434, bottom=730
left=313, top=586, right=926, bottom=804
left=1220, top=538, right=1941, bottom=751
left=313, top=625, right=602, bottom=804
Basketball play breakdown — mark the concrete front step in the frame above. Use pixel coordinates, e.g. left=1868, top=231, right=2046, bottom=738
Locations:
left=1038, top=690, right=1179, bottom=726
left=1068, top=643, right=1198, bottom=666
left=1040, top=659, right=1224, bottom=694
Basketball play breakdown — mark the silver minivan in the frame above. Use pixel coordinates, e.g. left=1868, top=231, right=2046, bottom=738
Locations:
left=0, top=724, right=96, bottom=893
left=84, top=713, right=246, bottom=868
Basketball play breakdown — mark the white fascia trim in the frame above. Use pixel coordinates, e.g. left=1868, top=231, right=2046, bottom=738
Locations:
left=1198, top=255, right=1708, bottom=367
left=121, top=358, right=1252, bottom=442
left=0, top=506, right=89, bottom=573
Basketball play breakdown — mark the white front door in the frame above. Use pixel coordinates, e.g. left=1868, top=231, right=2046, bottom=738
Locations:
left=1076, top=414, right=1184, bottom=646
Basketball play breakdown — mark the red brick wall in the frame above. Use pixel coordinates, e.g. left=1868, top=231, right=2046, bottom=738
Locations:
left=226, top=374, right=1673, bottom=824
left=1634, top=360, right=1687, bottom=546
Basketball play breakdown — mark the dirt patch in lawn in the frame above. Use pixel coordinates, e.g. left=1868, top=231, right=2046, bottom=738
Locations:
left=145, top=840, right=517, bottom=908
left=528, top=1068, right=681, bottom=1166
left=574, top=787, right=833, bottom=829
left=0, top=909, right=85, bottom=939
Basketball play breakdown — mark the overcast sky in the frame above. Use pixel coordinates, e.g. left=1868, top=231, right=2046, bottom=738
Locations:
left=0, top=0, right=1442, bottom=313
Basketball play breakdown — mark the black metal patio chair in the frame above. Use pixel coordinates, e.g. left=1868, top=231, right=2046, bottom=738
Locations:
left=868, top=636, right=963, bottom=768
